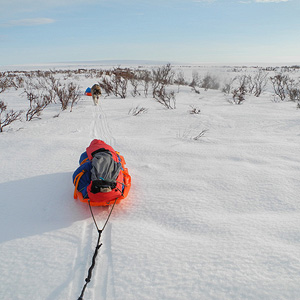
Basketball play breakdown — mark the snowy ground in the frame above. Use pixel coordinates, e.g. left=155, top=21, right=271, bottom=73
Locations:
left=0, top=63, right=300, bottom=300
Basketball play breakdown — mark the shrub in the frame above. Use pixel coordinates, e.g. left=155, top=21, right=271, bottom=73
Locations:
left=201, top=74, right=220, bottom=91
left=0, top=72, right=17, bottom=93
left=138, top=70, right=151, bottom=97
left=130, top=77, right=141, bottom=97
left=193, top=129, right=208, bottom=140
left=270, top=73, right=289, bottom=101
left=189, top=71, right=201, bottom=94
left=222, top=77, right=236, bottom=94
left=174, top=71, right=187, bottom=92
left=286, top=78, right=300, bottom=102
left=128, top=106, right=148, bottom=116
left=25, top=97, right=50, bottom=121
left=54, top=82, right=80, bottom=111
left=112, top=74, right=128, bottom=98
left=98, top=77, right=114, bottom=96
left=231, top=75, right=248, bottom=104
left=0, top=101, right=23, bottom=132
left=154, top=88, right=176, bottom=109
left=251, top=69, right=269, bottom=97
left=188, top=105, right=201, bottom=114
left=151, top=63, right=174, bottom=97
left=189, top=71, right=201, bottom=88
left=177, top=127, right=208, bottom=141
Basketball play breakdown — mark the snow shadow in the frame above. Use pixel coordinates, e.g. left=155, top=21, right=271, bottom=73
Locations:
left=0, top=172, right=93, bottom=243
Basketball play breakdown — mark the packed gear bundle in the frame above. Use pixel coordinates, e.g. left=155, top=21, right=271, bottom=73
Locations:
left=84, top=87, right=92, bottom=96
left=73, top=139, right=131, bottom=206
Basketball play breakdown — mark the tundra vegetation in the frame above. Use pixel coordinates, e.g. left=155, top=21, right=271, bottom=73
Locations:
left=0, top=64, right=299, bottom=132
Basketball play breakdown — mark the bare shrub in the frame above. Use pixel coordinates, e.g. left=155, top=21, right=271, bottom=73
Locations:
left=270, top=73, right=289, bottom=101
left=22, top=89, right=39, bottom=108
left=286, top=78, right=300, bottom=102
left=178, top=127, right=208, bottom=140
left=100, top=68, right=133, bottom=99
left=190, top=71, right=201, bottom=88
left=151, top=63, right=174, bottom=97
left=201, top=74, right=220, bottom=91
left=174, top=71, right=187, bottom=92
left=138, top=70, right=151, bottom=97
left=111, top=74, right=128, bottom=98
left=232, top=86, right=246, bottom=105
left=98, top=77, right=114, bottom=96
left=54, top=82, right=80, bottom=111
left=23, top=74, right=58, bottom=105
left=188, top=105, right=201, bottom=114
left=113, top=67, right=134, bottom=80
left=231, top=76, right=248, bottom=104
left=46, top=75, right=60, bottom=103
left=14, top=75, right=25, bottom=88
left=150, top=64, right=176, bottom=109
left=0, top=101, right=23, bottom=132
left=128, top=106, right=148, bottom=116
left=130, top=77, right=141, bottom=97
left=0, top=72, right=16, bottom=93
left=191, top=85, right=201, bottom=94
left=222, top=77, right=236, bottom=94
left=251, top=69, right=269, bottom=97
left=193, top=129, right=208, bottom=140
left=25, top=91, right=51, bottom=121
left=154, top=88, right=176, bottom=109
left=94, top=68, right=133, bottom=99
left=288, top=88, right=300, bottom=102
left=189, top=71, right=201, bottom=94
left=25, top=101, right=47, bottom=121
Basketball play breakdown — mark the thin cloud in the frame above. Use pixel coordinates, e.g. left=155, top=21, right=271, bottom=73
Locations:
left=1, top=18, right=55, bottom=27
left=0, top=0, right=99, bottom=16
left=193, top=0, right=215, bottom=2
left=255, top=0, right=288, bottom=2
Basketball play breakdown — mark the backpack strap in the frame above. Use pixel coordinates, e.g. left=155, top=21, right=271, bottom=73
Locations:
left=73, top=170, right=85, bottom=199
left=80, top=157, right=89, bottom=165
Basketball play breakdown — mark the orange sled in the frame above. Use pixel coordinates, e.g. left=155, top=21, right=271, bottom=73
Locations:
left=74, top=153, right=131, bottom=206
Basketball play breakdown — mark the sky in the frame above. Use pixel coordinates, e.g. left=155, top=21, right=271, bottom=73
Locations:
left=0, top=0, right=299, bottom=66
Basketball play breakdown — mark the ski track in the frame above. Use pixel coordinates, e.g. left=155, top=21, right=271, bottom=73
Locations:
left=67, top=220, right=90, bottom=299
left=91, top=104, right=115, bottom=147
left=84, top=103, right=117, bottom=299
left=92, top=223, right=116, bottom=300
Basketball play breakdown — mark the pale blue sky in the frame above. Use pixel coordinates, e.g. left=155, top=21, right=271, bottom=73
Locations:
left=0, top=0, right=299, bottom=66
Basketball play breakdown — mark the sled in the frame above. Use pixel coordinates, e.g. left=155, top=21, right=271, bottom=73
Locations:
left=74, top=153, right=131, bottom=207
left=85, top=87, right=92, bottom=96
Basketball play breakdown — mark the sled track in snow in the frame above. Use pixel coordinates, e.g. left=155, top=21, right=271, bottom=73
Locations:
left=67, top=221, right=93, bottom=299
left=91, top=105, right=115, bottom=147
left=91, top=223, right=116, bottom=300
left=67, top=218, right=116, bottom=300
left=82, top=103, right=116, bottom=299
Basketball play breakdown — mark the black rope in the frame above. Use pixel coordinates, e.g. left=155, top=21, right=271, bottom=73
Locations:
left=77, top=198, right=118, bottom=300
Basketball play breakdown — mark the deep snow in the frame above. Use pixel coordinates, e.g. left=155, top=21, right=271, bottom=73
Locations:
left=0, top=63, right=300, bottom=300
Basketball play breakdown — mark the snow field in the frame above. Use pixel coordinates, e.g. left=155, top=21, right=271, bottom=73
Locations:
left=0, top=64, right=300, bottom=300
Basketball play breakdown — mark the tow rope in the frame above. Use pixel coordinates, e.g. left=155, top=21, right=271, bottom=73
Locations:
left=77, top=198, right=118, bottom=300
